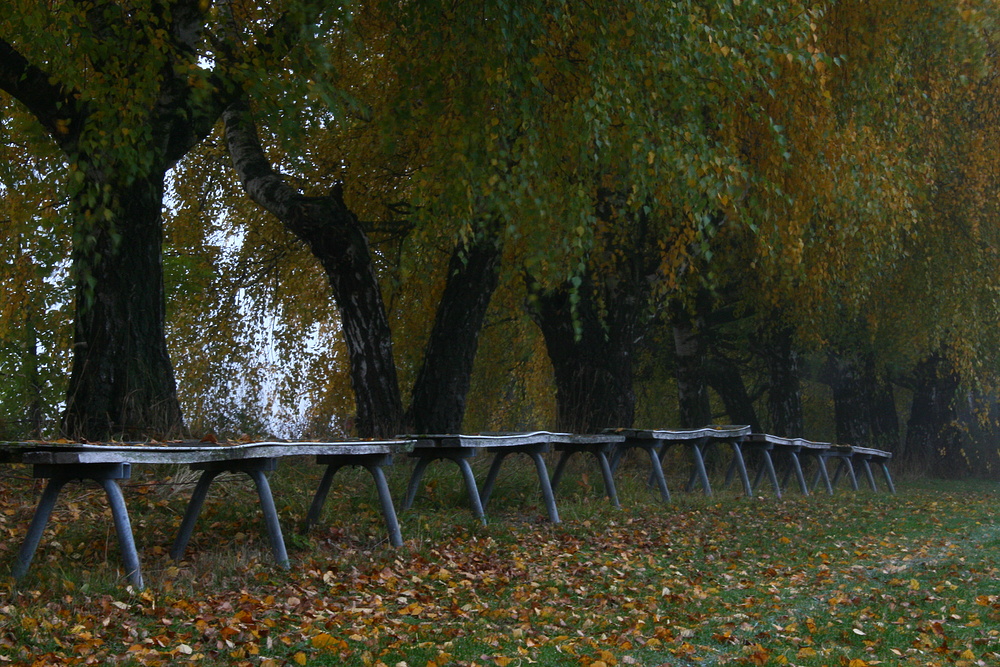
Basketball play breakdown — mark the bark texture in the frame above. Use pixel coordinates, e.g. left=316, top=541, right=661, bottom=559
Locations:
left=822, top=350, right=900, bottom=450
left=764, top=326, right=804, bottom=437
left=902, top=354, right=963, bottom=476
left=62, top=175, right=183, bottom=438
left=406, top=231, right=504, bottom=434
left=224, top=99, right=404, bottom=438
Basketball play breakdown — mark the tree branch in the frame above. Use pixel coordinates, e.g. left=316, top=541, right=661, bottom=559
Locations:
left=0, top=37, right=86, bottom=152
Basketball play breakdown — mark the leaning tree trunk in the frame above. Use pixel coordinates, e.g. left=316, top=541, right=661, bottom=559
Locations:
left=672, top=311, right=712, bottom=429
left=764, top=325, right=804, bottom=437
left=704, top=353, right=761, bottom=431
left=62, top=174, right=184, bottom=439
left=224, top=99, right=403, bottom=438
left=406, top=230, right=503, bottom=434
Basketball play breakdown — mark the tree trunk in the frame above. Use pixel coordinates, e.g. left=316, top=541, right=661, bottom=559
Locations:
left=704, top=354, right=761, bottom=431
left=903, top=353, right=963, bottom=476
left=406, top=230, right=503, bottom=434
left=62, top=175, right=184, bottom=439
left=672, top=314, right=712, bottom=428
left=224, top=100, right=404, bottom=438
left=822, top=350, right=900, bottom=451
left=529, top=275, right=637, bottom=432
left=764, top=326, right=804, bottom=437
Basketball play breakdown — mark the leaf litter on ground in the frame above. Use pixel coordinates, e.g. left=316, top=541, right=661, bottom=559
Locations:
left=0, top=461, right=997, bottom=667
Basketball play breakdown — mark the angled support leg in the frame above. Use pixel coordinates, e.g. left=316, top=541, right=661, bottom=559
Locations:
left=757, top=448, right=781, bottom=498
left=859, top=458, right=879, bottom=491
left=457, top=456, right=487, bottom=524
left=811, top=455, right=835, bottom=495
left=880, top=462, right=896, bottom=494
left=479, top=452, right=508, bottom=507
left=303, top=463, right=344, bottom=531
left=307, top=453, right=403, bottom=547
left=594, top=449, right=620, bottom=508
left=727, top=442, right=752, bottom=497
left=528, top=449, right=560, bottom=524
left=15, top=463, right=141, bottom=588
left=645, top=444, right=671, bottom=503
left=102, top=477, right=143, bottom=588
left=247, top=469, right=289, bottom=568
left=367, top=464, right=403, bottom=547
left=787, top=450, right=809, bottom=495
left=403, top=457, right=431, bottom=511
left=550, top=450, right=574, bottom=491
left=170, top=469, right=222, bottom=560
left=171, top=458, right=288, bottom=568
left=689, top=442, right=714, bottom=496
left=13, top=476, right=69, bottom=582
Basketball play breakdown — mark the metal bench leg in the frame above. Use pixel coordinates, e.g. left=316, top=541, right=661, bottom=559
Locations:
left=402, top=457, right=431, bottom=511
left=811, top=457, right=834, bottom=495
left=689, top=444, right=713, bottom=495
left=13, top=477, right=69, bottom=581
left=479, top=452, right=507, bottom=508
left=788, top=452, right=809, bottom=495
left=303, top=463, right=343, bottom=531
left=881, top=462, right=896, bottom=494
left=595, top=450, right=620, bottom=508
left=861, top=458, right=878, bottom=491
left=728, top=443, right=751, bottom=497
left=170, top=469, right=221, bottom=560
left=645, top=445, right=671, bottom=503
left=366, top=464, right=404, bottom=547
left=457, top=457, right=486, bottom=524
left=550, top=450, right=573, bottom=491
left=528, top=451, right=560, bottom=523
left=247, top=469, right=289, bottom=568
left=760, top=451, right=781, bottom=498
left=102, top=478, right=144, bottom=589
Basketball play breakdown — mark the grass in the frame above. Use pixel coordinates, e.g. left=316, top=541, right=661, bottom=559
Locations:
left=0, top=451, right=998, bottom=666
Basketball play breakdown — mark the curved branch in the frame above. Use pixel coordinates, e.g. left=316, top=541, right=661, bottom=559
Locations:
left=0, top=37, right=86, bottom=152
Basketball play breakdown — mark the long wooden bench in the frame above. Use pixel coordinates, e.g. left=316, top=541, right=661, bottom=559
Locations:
left=401, top=432, right=564, bottom=523
left=832, top=445, right=896, bottom=493
left=735, top=434, right=895, bottom=495
left=1, top=439, right=413, bottom=588
left=549, top=432, right=627, bottom=507
left=608, top=426, right=753, bottom=501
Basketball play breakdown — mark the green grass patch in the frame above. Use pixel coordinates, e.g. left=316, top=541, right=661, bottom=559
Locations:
left=0, top=455, right=997, bottom=666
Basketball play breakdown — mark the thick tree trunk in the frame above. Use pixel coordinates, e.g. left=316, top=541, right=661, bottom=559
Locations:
left=62, top=175, right=184, bottom=439
left=822, top=350, right=900, bottom=450
left=529, top=275, right=637, bottom=433
left=704, top=354, right=761, bottom=431
left=903, top=354, right=963, bottom=476
left=224, top=100, right=404, bottom=438
left=672, top=315, right=712, bottom=428
left=406, top=230, right=503, bottom=434
left=764, top=326, right=804, bottom=437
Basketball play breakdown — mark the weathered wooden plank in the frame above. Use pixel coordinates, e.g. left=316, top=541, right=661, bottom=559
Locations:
left=407, top=431, right=557, bottom=449
left=6, top=440, right=414, bottom=466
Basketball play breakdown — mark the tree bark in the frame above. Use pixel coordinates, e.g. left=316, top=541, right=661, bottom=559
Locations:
left=406, top=230, right=503, bottom=433
left=223, top=99, right=404, bottom=438
left=672, top=314, right=712, bottom=428
left=903, top=353, right=963, bottom=476
left=528, top=273, right=638, bottom=433
left=62, top=174, right=184, bottom=438
left=764, top=326, right=804, bottom=437
left=822, top=349, right=900, bottom=451
left=704, top=353, right=761, bottom=431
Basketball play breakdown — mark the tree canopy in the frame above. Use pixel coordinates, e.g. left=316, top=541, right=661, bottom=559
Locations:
left=4, top=0, right=1000, bottom=475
